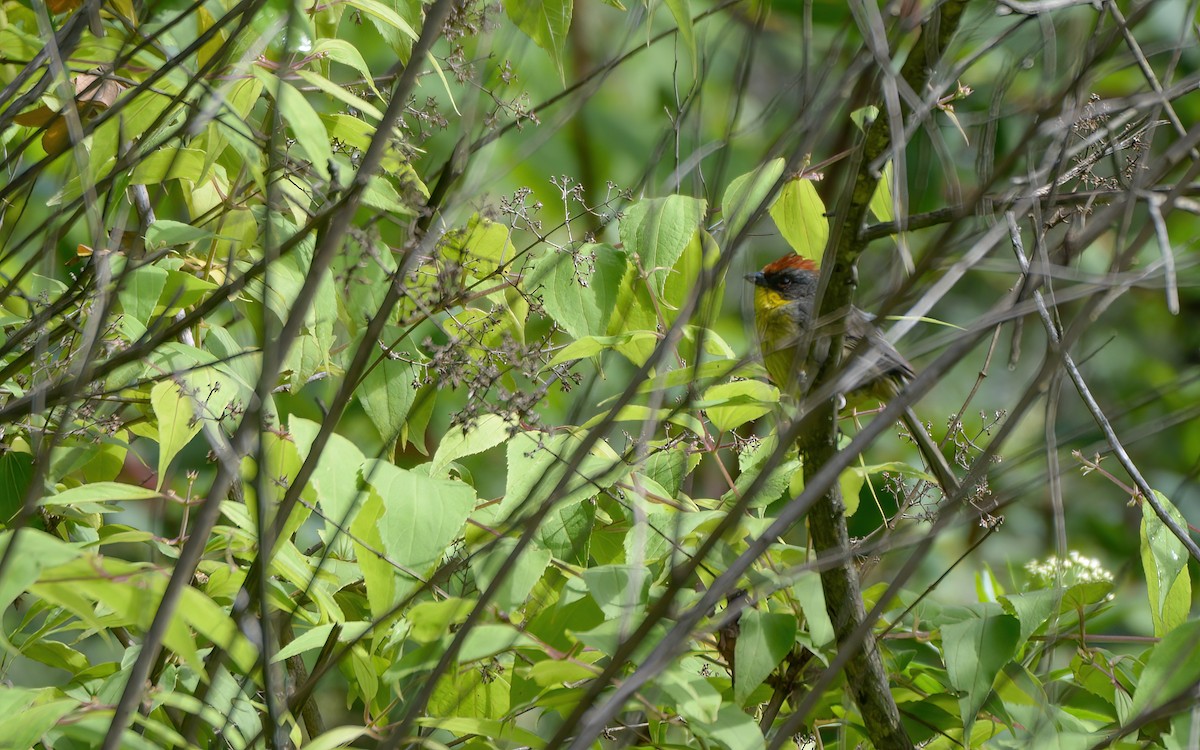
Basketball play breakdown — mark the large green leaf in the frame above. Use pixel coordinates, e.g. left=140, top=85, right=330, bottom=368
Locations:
left=469, top=538, right=552, bottom=611
left=506, top=0, right=572, bottom=81
left=150, top=380, right=202, bottom=490
left=0, top=531, right=80, bottom=612
left=1141, top=491, right=1192, bottom=636
left=358, top=356, right=419, bottom=443
left=290, top=417, right=367, bottom=555
left=769, top=176, right=828, bottom=263
left=361, top=460, right=476, bottom=573
left=941, top=605, right=1021, bottom=736
left=582, top=564, right=650, bottom=620
left=534, top=244, right=627, bottom=339
left=440, top=214, right=518, bottom=276
left=1131, top=618, right=1200, bottom=718
left=733, top=609, right=796, bottom=705
left=699, top=705, right=766, bottom=750
left=431, top=414, right=514, bottom=477
left=266, top=76, right=333, bottom=180
left=701, top=379, right=777, bottom=432
left=722, top=158, right=785, bottom=241
left=501, top=431, right=631, bottom=520
left=117, top=265, right=168, bottom=330
left=618, top=195, right=707, bottom=295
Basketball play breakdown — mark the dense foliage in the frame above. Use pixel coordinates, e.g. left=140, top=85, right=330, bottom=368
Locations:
left=2, top=0, right=1200, bottom=748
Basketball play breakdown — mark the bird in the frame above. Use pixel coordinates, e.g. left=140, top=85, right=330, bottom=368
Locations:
left=746, top=253, right=961, bottom=496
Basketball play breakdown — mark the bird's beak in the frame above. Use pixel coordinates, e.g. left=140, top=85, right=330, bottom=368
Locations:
left=745, top=271, right=765, bottom=286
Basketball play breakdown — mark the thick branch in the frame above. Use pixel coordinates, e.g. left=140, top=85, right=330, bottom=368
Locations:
left=797, top=3, right=969, bottom=749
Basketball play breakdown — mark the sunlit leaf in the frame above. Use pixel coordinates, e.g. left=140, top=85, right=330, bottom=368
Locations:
left=769, top=176, right=828, bottom=263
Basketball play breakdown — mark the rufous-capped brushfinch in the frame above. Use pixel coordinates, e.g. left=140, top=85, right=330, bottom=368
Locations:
left=747, top=253, right=959, bottom=494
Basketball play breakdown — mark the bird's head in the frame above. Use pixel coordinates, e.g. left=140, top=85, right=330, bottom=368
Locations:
left=745, top=254, right=819, bottom=314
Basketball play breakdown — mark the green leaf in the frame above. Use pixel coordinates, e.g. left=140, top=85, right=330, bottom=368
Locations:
left=534, top=244, right=627, bottom=339
left=1141, top=491, right=1192, bottom=636
left=469, top=538, right=552, bottom=611
left=267, top=77, right=333, bottom=181
left=0, top=452, right=33, bottom=525
left=702, top=379, right=777, bottom=432
left=0, top=693, right=77, bottom=750
left=361, top=175, right=416, bottom=216
left=428, top=653, right=512, bottom=719
left=506, top=0, right=573, bottom=81
left=619, top=195, right=707, bottom=295
left=159, top=269, right=217, bottom=312
left=458, top=624, right=535, bottom=662
left=582, top=564, right=650, bottom=619
left=361, top=460, right=476, bottom=572
left=118, top=264, right=167, bottom=328
left=1131, top=619, right=1200, bottom=718
left=0, top=530, right=81, bottom=612
left=626, top=507, right=715, bottom=566
left=850, top=105, right=879, bottom=130
left=298, top=726, right=371, bottom=750
left=723, top=434, right=797, bottom=510
left=440, top=214, right=518, bottom=276
left=145, top=219, right=213, bottom=249
left=129, top=148, right=208, bottom=185
left=150, top=380, right=202, bottom=490
left=529, top=659, right=596, bottom=686
left=243, top=430, right=306, bottom=540
left=722, top=158, right=785, bottom=241
left=535, top=499, right=595, bottom=565
left=792, top=571, right=833, bottom=647
left=415, top=716, right=545, bottom=749
left=501, top=431, right=631, bottom=520
left=545, top=331, right=659, bottom=369
left=358, top=356, right=419, bottom=443
left=941, top=606, right=1021, bottom=737
left=408, top=598, right=475, bottom=642
left=581, top=404, right=705, bottom=436
left=870, top=160, right=895, bottom=222
left=660, top=665, right=721, bottom=724
left=292, top=68, right=384, bottom=121
left=734, top=610, right=796, bottom=705
left=348, top=491, right=392, bottom=618
left=431, top=414, right=515, bottom=477
left=271, top=622, right=371, bottom=663
left=39, top=482, right=160, bottom=507
left=311, top=38, right=382, bottom=97
left=18, top=638, right=90, bottom=672
left=342, top=0, right=419, bottom=40
left=663, top=0, right=695, bottom=73
left=999, top=589, right=1058, bottom=647
left=699, top=704, right=766, bottom=750
left=769, top=176, right=828, bottom=263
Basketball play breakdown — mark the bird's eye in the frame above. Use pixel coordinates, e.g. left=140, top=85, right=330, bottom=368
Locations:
left=777, top=277, right=792, bottom=288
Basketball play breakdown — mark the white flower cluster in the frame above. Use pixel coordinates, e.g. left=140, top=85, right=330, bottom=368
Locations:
left=1025, top=550, right=1115, bottom=588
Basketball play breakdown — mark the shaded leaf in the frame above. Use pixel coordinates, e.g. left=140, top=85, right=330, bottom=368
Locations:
left=734, top=610, right=796, bottom=705
left=722, top=158, right=785, bottom=241
left=942, top=606, right=1021, bottom=736
left=506, top=0, right=573, bottom=81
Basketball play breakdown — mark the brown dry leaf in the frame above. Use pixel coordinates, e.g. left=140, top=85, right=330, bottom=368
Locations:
left=72, top=71, right=125, bottom=117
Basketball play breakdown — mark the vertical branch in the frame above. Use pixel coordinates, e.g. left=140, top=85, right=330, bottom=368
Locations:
left=798, top=2, right=969, bottom=748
